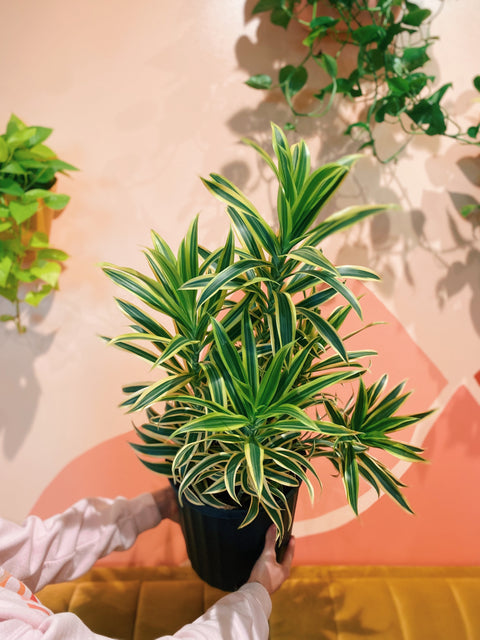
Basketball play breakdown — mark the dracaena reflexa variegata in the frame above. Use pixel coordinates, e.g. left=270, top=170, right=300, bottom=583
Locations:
left=103, top=123, right=432, bottom=538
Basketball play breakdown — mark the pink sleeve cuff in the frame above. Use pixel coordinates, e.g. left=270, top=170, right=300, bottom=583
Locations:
left=127, top=493, right=162, bottom=534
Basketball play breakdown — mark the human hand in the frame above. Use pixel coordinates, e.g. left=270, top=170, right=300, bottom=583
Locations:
left=151, top=485, right=180, bottom=523
left=247, top=525, right=295, bottom=595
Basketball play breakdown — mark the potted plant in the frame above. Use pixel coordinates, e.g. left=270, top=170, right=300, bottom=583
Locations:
left=246, top=0, right=480, bottom=163
left=0, top=114, right=78, bottom=332
left=103, top=123, right=432, bottom=590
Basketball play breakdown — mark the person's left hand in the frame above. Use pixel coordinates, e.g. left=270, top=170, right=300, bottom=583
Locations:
left=151, top=485, right=180, bottom=523
left=247, top=525, right=295, bottom=594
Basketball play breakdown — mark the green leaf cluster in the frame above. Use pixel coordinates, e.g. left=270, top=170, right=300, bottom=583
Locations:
left=247, top=1, right=480, bottom=163
left=104, top=124, right=432, bottom=536
left=0, top=114, right=78, bottom=332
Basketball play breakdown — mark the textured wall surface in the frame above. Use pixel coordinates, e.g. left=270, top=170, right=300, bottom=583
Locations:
left=1, top=0, right=479, bottom=565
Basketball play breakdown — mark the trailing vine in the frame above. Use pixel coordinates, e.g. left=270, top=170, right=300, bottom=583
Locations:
left=247, top=0, right=480, bottom=163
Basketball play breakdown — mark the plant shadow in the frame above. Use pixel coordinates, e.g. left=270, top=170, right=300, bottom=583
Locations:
left=0, top=297, right=56, bottom=459
left=268, top=579, right=386, bottom=639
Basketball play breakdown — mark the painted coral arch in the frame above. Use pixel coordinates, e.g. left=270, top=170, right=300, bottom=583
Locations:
left=31, top=283, right=478, bottom=566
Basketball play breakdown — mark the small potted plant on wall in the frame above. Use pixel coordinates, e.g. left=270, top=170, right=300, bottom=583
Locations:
left=103, top=123, right=432, bottom=591
left=0, top=114, right=78, bottom=332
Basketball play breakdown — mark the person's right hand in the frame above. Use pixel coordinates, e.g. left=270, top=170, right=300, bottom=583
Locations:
left=247, top=525, right=295, bottom=594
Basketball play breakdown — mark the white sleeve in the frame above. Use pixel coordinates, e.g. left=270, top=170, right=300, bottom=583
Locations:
left=0, top=493, right=161, bottom=592
left=170, top=583, right=271, bottom=640
left=0, top=614, right=112, bottom=640
left=0, top=583, right=271, bottom=640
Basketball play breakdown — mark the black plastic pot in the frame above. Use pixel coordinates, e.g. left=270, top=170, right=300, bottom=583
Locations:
left=173, top=484, right=299, bottom=591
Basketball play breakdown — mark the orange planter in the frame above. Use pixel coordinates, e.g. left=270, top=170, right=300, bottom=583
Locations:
left=1, top=186, right=66, bottom=266
left=20, top=197, right=64, bottom=247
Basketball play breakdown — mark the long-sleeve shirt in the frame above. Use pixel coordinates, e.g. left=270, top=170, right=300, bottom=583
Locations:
left=0, top=493, right=271, bottom=639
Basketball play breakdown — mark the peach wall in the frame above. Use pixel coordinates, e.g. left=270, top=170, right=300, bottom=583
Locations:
left=1, top=0, right=479, bottom=565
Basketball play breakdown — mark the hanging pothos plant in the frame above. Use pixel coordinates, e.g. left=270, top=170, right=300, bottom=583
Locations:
left=247, top=0, right=480, bottom=163
left=0, top=114, right=78, bottom=332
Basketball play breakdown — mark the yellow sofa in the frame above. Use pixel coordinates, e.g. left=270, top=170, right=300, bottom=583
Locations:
left=37, top=565, right=480, bottom=639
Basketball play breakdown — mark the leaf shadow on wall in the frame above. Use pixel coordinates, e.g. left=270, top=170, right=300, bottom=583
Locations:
left=334, top=150, right=480, bottom=341
left=0, top=299, right=56, bottom=459
left=423, top=151, right=480, bottom=337
left=233, top=0, right=370, bottom=161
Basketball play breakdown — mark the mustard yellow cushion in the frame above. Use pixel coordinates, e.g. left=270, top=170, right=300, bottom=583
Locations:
left=37, top=566, right=480, bottom=640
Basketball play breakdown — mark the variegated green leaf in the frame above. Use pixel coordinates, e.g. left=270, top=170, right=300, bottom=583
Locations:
left=132, top=424, right=164, bottom=445
left=239, top=495, right=261, bottom=529
left=151, top=230, right=177, bottom=263
left=304, top=204, right=394, bottom=246
left=323, top=399, right=347, bottom=426
left=211, top=317, right=247, bottom=384
left=258, top=494, right=285, bottom=538
left=381, top=411, right=434, bottom=434
left=272, top=290, right=296, bottom=348
left=264, top=446, right=318, bottom=501
left=137, top=458, right=173, bottom=476
left=162, top=394, right=238, bottom=415
left=280, top=370, right=361, bottom=407
left=241, top=310, right=259, bottom=395
left=358, top=453, right=413, bottom=513
left=259, top=403, right=317, bottom=429
left=290, top=163, right=348, bottom=240
left=337, top=265, right=381, bottom=281
left=172, top=412, right=250, bottom=436
left=102, top=337, right=159, bottom=365
left=287, top=247, right=338, bottom=275
left=202, top=174, right=279, bottom=256
left=351, top=379, right=368, bottom=431
left=114, top=298, right=172, bottom=338
left=273, top=339, right=317, bottom=399
left=202, top=361, right=228, bottom=406
left=103, top=265, right=180, bottom=317
left=314, top=270, right=362, bottom=319
left=342, top=444, right=359, bottom=515
left=154, top=336, right=199, bottom=367
left=177, top=215, right=200, bottom=282
left=363, top=389, right=410, bottom=429
left=225, top=206, right=264, bottom=260
left=224, top=452, right=244, bottom=504
left=292, top=139, right=311, bottom=191
left=129, top=442, right=179, bottom=457
left=178, top=452, right=231, bottom=504
left=264, top=466, right=300, bottom=488
left=297, top=306, right=348, bottom=361
left=131, top=374, right=193, bottom=412
left=362, top=437, right=425, bottom=462
left=197, top=259, right=267, bottom=307
left=245, top=436, right=265, bottom=495
left=256, top=343, right=292, bottom=409
left=241, top=136, right=279, bottom=178
left=367, top=374, right=389, bottom=406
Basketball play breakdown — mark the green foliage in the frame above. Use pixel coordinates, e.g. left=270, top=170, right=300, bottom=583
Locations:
left=247, top=0, right=480, bottom=163
left=104, top=123, right=432, bottom=536
left=0, top=114, right=78, bottom=332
